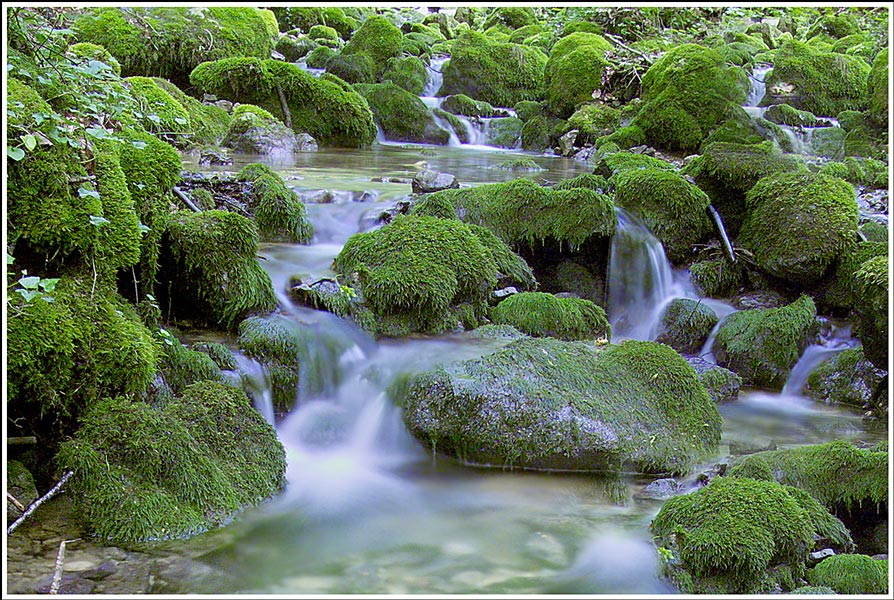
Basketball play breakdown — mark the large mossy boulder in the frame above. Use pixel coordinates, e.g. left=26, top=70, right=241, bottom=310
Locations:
left=189, top=58, right=376, bottom=147
left=56, top=382, right=286, bottom=542
left=807, top=554, right=889, bottom=595
left=340, top=14, right=404, bottom=75
left=159, top=210, right=277, bottom=330
left=544, top=32, right=613, bottom=118
left=760, top=39, right=871, bottom=117
left=851, top=254, right=888, bottom=370
left=400, top=338, right=722, bottom=474
left=804, top=347, right=886, bottom=412
left=631, top=44, right=748, bottom=153
left=437, top=30, right=547, bottom=108
left=738, top=172, right=858, bottom=286
left=822, top=240, right=887, bottom=312
left=235, top=163, right=313, bottom=244
left=490, top=292, right=611, bottom=342
left=381, top=55, right=428, bottom=95
left=223, top=104, right=302, bottom=155
left=712, top=295, right=817, bottom=389
left=73, top=7, right=276, bottom=90
left=655, top=298, right=719, bottom=355
left=866, top=48, right=888, bottom=129
left=651, top=476, right=852, bottom=594
left=152, top=78, right=231, bottom=146
left=411, top=178, right=617, bottom=251
left=689, top=257, right=744, bottom=299
left=354, top=82, right=450, bottom=145
left=123, top=76, right=191, bottom=142
left=613, top=168, right=713, bottom=263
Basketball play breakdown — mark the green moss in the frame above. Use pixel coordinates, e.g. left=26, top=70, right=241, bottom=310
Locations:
left=762, top=40, right=871, bottom=116
left=739, top=171, right=858, bottom=285
left=124, top=76, right=191, bottom=142
left=697, top=365, right=743, bottom=404
left=403, top=337, right=720, bottom=473
left=520, top=115, right=551, bottom=152
left=308, top=25, right=338, bottom=42
left=411, top=178, right=617, bottom=250
left=632, top=44, right=747, bottom=152
left=276, top=35, right=317, bottom=62
left=810, top=553, right=888, bottom=595
left=189, top=58, right=376, bottom=148
left=592, top=151, right=675, bottom=183
left=553, top=173, right=608, bottom=193
left=866, top=48, right=888, bottom=129
left=325, top=52, right=376, bottom=85
left=565, top=103, right=621, bottom=144
left=651, top=477, right=817, bottom=593
left=465, top=224, right=537, bottom=292
left=544, top=33, right=612, bottom=118
left=56, top=382, right=286, bottom=542
left=270, top=7, right=324, bottom=32
left=236, top=163, right=313, bottom=243
left=74, top=7, right=276, bottom=90
left=490, top=292, right=610, bottom=342
left=68, top=42, right=121, bottom=76
left=152, top=78, right=231, bottom=146
left=514, top=100, right=543, bottom=122
left=804, top=347, right=886, bottom=410
left=91, top=138, right=143, bottom=277
left=440, top=94, right=495, bottom=118
left=486, top=117, right=523, bottom=148
left=305, top=45, right=335, bottom=69
left=191, top=341, right=237, bottom=371
left=236, top=315, right=301, bottom=412
left=859, top=219, right=888, bottom=244
left=438, top=30, right=547, bottom=108
left=490, top=158, right=544, bottom=172
left=467, top=324, right=527, bottom=341
left=161, top=210, right=277, bottom=329
left=381, top=56, right=428, bottom=95
left=341, top=15, right=403, bottom=73
left=594, top=125, right=647, bottom=150
left=728, top=440, right=888, bottom=512
left=482, top=7, right=538, bottom=31
left=689, top=258, right=744, bottom=298
left=824, top=240, right=887, bottom=311
left=158, top=332, right=224, bottom=396
left=852, top=254, right=888, bottom=369
left=655, top=298, right=718, bottom=354
left=763, top=103, right=818, bottom=127
left=713, top=295, right=817, bottom=389
left=333, top=215, right=498, bottom=336
left=354, top=82, right=449, bottom=145
left=321, top=7, right=357, bottom=39
left=613, top=168, right=713, bottom=263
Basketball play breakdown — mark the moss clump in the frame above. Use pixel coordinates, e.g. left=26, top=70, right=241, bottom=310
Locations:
left=690, top=257, right=744, bottom=298
left=481, top=7, right=538, bottom=31
left=190, top=58, right=376, bottom=147
left=464, top=224, right=537, bottom=292
left=333, top=215, right=499, bottom=336
left=467, top=324, right=527, bottom=341
left=713, top=295, right=817, bottom=389
left=632, top=44, right=747, bottom=152
left=852, top=254, right=888, bottom=370
left=824, top=240, right=888, bottom=311
left=697, top=364, right=743, bottom=404
left=68, top=42, right=121, bottom=76
left=761, top=40, right=871, bottom=117
left=305, top=45, right=335, bottom=69
left=152, top=78, right=231, bottom=146
left=490, top=158, right=544, bottom=172
left=56, top=382, right=286, bottom=542
left=544, top=33, right=613, bottom=118
left=552, top=173, right=608, bottom=193
left=381, top=56, right=428, bottom=95
left=74, top=7, right=276, bottom=90
left=157, top=333, right=223, bottom=397
left=808, top=554, right=888, bottom=594
left=411, top=178, right=617, bottom=251
left=308, top=24, right=338, bottom=43
left=191, top=341, right=237, bottom=371
left=763, top=103, right=818, bottom=127
left=804, top=347, right=886, bottom=410
left=486, top=117, right=523, bottom=149
left=564, top=103, right=622, bottom=144
left=276, top=34, right=317, bottom=62
left=866, top=48, right=888, bottom=129
left=440, top=94, right=496, bottom=118
left=655, top=299, right=718, bottom=354
left=402, top=338, right=720, bottom=473
left=595, top=125, right=647, bottom=150
left=341, top=15, right=403, bottom=74
left=651, top=476, right=817, bottom=594
left=490, top=292, right=611, bottom=342
left=236, top=163, right=313, bottom=243
left=223, top=104, right=298, bottom=155
left=160, top=210, right=276, bottom=329
left=270, top=7, right=324, bottom=32
left=592, top=151, right=676, bottom=183
left=324, top=52, right=376, bottom=85
left=613, top=168, right=713, bottom=263
left=438, top=30, right=547, bottom=108
left=124, top=76, right=191, bottom=141
left=728, top=440, right=888, bottom=512
left=236, top=315, right=302, bottom=413
left=514, top=100, right=543, bottom=122
left=354, top=82, right=449, bottom=145
left=738, top=171, right=858, bottom=286
left=819, top=157, right=889, bottom=190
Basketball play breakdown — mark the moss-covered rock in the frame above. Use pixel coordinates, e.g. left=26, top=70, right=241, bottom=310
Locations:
left=6, top=460, right=38, bottom=521
left=738, top=171, right=858, bottom=286
left=481, top=7, right=538, bottom=31
left=305, top=45, right=335, bottom=69
left=437, top=30, right=547, bottom=108
left=410, top=178, right=617, bottom=251
left=520, top=115, right=553, bottom=152
left=713, top=295, right=817, bottom=389
left=728, top=440, right=888, bottom=517
left=270, top=7, right=324, bottom=33
left=67, top=41, right=121, bottom=76
left=807, top=554, right=888, bottom=595
left=124, top=76, right=191, bottom=143
left=760, top=40, right=871, bottom=117
left=804, top=347, right=886, bottom=411
left=159, top=210, right=277, bottom=329
left=866, top=48, right=888, bottom=129
left=763, top=103, right=819, bottom=127
left=341, top=14, right=403, bottom=75
left=324, top=52, right=376, bottom=85
left=189, top=57, right=376, bottom=147
left=632, top=44, right=748, bottom=153
left=401, top=338, right=721, bottom=473
left=152, top=78, right=231, bottom=147
left=276, top=34, right=317, bottom=62
left=223, top=104, right=301, bottom=155
left=592, top=151, right=676, bottom=184
left=655, top=299, right=718, bottom=354
left=440, top=94, right=496, bottom=118
left=544, top=32, right=613, bottom=118
left=485, top=116, right=523, bottom=148
left=613, top=168, right=713, bottom=263
left=354, top=82, right=449, bottom=145
left=157, top=332, right=223, bottom=397
left=74, top=7, right=276, bottom=90
left=651, top=476, right=845, bottom=594
left=332, top=215, right=499, bottom=337
left=689, top=360, right=743, bottom=404
left=235, top=163, right=313, bottom=243
left=851, top=254, right=888, bottom=370
left=56, top=382, right=286, bottom=542
left=689, top=257, right=744, bottom=299
left=236, top=315, right=299, bottom=413
left=381, top=55, right=428, bottom=95
left=191, top=341, right=237, bottom=371
left=490, top=292, right=611, bottom=342
left=824, top=240, right=887, bottom=312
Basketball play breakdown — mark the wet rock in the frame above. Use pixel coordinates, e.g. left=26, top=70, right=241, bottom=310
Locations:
left=189, top=146, right=232, bottom=167
left=809, top=548, right=836, bottom=566
left=301, top=189, right=335, bottom=204
left=696, top=461, right=728, bottom=486
left=94, top=561, right=152, bottom=594
left=294, top=133, right=319, bottom=152
left=732, top=289, right=788, bottom=311
left=492, top=286, right=518, bottom=301
left=35, top=573, right=97, bottom=594
left=687, top=357, right=743, bottom=404
left=412, top=169, right=459, bottom=194
left=728, top=437, right=777, bottom=456
left=6, top=460, right=38, bottom=521
left=558, top=130, right=578, bottom=156
left=291, top=277, right=342, bottom=309
left=82, top=560, right=119, bottom=581
left=655, top=298, right=718, bottom=355
left=637, top=478, right=682, bottom=500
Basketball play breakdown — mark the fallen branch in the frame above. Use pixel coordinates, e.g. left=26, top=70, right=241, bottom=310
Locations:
left=7, top=471, right=73, bottom=535
left=276, top=82, right=292, bottom=128
left=50, top=539, right=76, bottom=594
left=7, top=492, right=25, bottom=512
left=603, top=32, right=655, bottom=64
left=172, top=186, right=203, bottom=213
left=7, top=436, right=37, bottom=446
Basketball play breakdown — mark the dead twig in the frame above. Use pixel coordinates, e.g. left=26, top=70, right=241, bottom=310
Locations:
left=50, top=538, right=80, bottom=594
left=7, top=471, right=74, bottom=535
left=7, top=492, right=26, bottom=512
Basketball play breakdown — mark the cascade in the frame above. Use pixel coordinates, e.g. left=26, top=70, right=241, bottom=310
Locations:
left=781, top=322, right=856, bottom=396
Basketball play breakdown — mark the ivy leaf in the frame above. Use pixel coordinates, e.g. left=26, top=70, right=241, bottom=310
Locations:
left=131, top=140, right=147, bottom=149
left=6, top=252, right=14, bottom=265
left=79, top=187, right=101, bottom=200
left=89, top=215, right=110, bottom=226
left=39, top=278, right=59, bottom=293
left=138, top=222, right=151, bottom=234
left=21, top=134, right=37, bottom=151
left=85, top=126, right=111, bottom=139
left=6, top=146, right=25, bottom=161
left=16, top=289, right=38, bottom=303
left=174, top=117, right=188, bottom=125
left=33, top=112, right=46, bottom=125
left=17, top=276, right=40, bottom=290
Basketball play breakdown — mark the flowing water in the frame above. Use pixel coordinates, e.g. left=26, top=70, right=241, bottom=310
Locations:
left=155, top=139, right=887, bottom=594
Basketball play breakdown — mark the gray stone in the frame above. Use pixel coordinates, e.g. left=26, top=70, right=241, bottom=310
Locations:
left=492, top=286, right=518, bottom=300
left=6, top=460, right=38, bottom=521
left=688, top=358, right=743, bottom=404
left=35, top=573, right=97, bottom=595
left=294, top=133, right=318, bottom=152
left=808, top=548, right=836, bottom=566
left=728, top=437, right=777, bottom=456
left=82, top=560, right=119, bottom=581
left=732, top=290, right=788, bottom=311
left=412, top=170, right=459, bottom=194
left=637, top=478, right=682, bottom=500
left=558, top=129, right=578, bottom=156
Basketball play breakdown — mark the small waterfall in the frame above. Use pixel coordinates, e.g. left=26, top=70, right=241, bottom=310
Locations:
left=745, top=64, right=772, bottom=107
left=232, top=354, right=276, bottom=426
left=423, top=56, right=448, bottom=97
left=607, top=208, right=684, bottom=341
left=781, top=323, right=856, bottom=396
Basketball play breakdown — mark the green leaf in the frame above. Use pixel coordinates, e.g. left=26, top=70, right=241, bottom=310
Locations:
left=16, top=289, right=38, bottom=302
left=89, top=215, right=110, bottom=226
left=174, top=117, right=188, bottom=125
left=138, top=222, right=151, bottom=234
left=79, top=187, right=101, bottom=200
left=33, top=112, right=46, bottom=125
left=17, top=276, right=40, bottom=290
left=147, top=114, right=161, bottom=124
left=6, top=146, right=25, bottom=161
left=5, top=252, right=14, bottom=265
left=131, top=140, right=147, bottom=150
left=39, top=278, right=59, bottom=293
left=85, top=126, right=110, bottom=139
left=21, top=134, right=37, bottom=151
